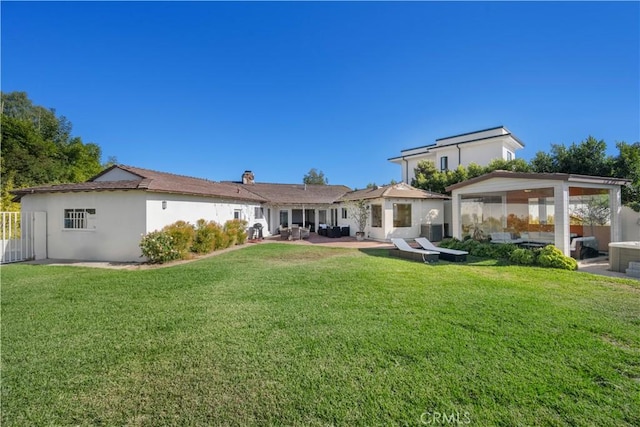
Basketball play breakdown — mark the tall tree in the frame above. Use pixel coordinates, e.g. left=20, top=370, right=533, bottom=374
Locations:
left=532, top=136, right=613, bottom=176
left=613, top=141, right=640, bottom=211
left=303, top=168, right=328, bottom=185
left=1, top=91, right=108, bottom=210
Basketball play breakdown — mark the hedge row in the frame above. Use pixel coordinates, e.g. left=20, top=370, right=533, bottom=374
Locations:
left=140, top=219, right=248, bottom=264
left=439, top=238, right=578, bottom=271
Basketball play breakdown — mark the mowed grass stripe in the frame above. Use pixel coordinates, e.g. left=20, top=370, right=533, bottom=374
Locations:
left=2, top=244, right=639, bottom=426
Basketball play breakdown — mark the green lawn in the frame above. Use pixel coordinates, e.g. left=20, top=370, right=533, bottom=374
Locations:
left=2, top=244, right=639, bottom=426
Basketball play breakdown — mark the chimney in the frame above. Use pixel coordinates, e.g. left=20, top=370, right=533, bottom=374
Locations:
left=242, top=170, right=255, bottom=185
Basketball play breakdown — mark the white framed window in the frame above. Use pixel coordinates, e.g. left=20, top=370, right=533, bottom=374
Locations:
left=440, top=156, right=448, bottom=171
left=254, top=207, right=264, bottom=219
left=507, top=151, right=513, bottom=161
left=64, top=208, right=96, bottom=229
left=341, top=208, right=348, bottom=219
left=234, top=209, right=242, bottom=220
left=331, top=208, right=338, bottom=226
left=371, top=204, right=382, bottom=228
left=279, top=210, right=289, bottom=227
left=393, top=203, right=412, bottom=227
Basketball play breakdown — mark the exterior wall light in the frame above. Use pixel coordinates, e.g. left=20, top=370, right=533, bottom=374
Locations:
left=162, top=200, right=167, bottom=210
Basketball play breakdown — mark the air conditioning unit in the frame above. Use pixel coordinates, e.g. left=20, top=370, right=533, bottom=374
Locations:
left=421, top=224, right=443, bottom=242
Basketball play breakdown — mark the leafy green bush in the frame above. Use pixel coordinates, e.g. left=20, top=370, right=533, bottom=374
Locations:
left=139, top=231, right=180, bottom=264
left=490, top=243, right=519, bottom=259
left=439, top=238, right=462, bottom=250
left=510, top=248, right=536, bottom=265
left=162, top=221, right=195, bottom=259
left=441, top=238, right=517, bottom=259
left=537, top=245, right=578, bottom=270
left=224, top=219, right=248, bottom=246
left=192, top=219, right=217, bottom=254
left=214, top=225, right=231, bottom=250
left=441, top=238, right=577, bottom=270
left=191, top=219, right=230, bottom=253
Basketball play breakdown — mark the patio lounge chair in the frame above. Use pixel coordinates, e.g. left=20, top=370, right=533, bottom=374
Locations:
left=301, top=226, right=310, bottom=240
left=390, top=238, right=439, bottom=263
left=489, top=232, right=523, bottom=244
left=415, top=237, right=468, bottom=262
left=290, top=225, right=301, bottom=240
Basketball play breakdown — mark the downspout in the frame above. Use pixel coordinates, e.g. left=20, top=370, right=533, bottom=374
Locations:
left=456, top=144, right=462, bottom=168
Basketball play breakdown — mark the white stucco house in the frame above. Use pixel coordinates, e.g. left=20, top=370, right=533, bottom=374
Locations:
left=13, top=166, right=270, bottom=262
left=10, top=126, right=634, bottom=264
left=12, top=165, right=451, bottom=262
left=389, top=126, right=525, bottom=184
left=337, top=183, right=449, bottom=241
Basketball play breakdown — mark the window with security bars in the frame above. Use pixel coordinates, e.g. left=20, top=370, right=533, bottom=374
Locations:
left=64, top=208, right=96, bottom=229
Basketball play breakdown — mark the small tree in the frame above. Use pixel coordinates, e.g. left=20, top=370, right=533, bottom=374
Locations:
left=570, top=195, right=611, bottom=236
left=303, top=168, right=328, bottom=185
left=348, top=199, right=369, bottom=235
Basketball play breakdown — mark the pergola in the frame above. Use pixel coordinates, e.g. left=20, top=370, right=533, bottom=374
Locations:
left=446, top=171, right=629, bottom=256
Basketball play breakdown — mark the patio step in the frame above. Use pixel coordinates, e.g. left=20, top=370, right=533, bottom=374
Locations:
left=627, top=262, right=640, bottom=278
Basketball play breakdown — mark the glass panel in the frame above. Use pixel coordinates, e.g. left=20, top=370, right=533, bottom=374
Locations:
left=462, top=188, right=556, bottom=242
left=318, top=210, right=327, bottom=224
left=371, top=205, right=382, bottom=227
left=279, top=210, right=288, bottom=227
left=393, top=204, right=412, bottom=227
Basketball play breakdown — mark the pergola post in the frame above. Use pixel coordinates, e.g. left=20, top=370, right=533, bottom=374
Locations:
left=554, top=181, right=571, bottom=256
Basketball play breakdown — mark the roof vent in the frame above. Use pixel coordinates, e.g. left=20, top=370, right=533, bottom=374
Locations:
left=242, top=170, right=255, bottom=185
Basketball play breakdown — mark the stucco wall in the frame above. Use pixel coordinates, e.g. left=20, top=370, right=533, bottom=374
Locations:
left=352, top=198, right=444, bottom=241
left=401, top=139, right=513, bottom=183
left=145, top=193, right=268, bottom=234
left=621, top=206, right=640, bottom=241
left=456, top=141, right=507, bottom=168
left=21, top=191, right=147, bottom=262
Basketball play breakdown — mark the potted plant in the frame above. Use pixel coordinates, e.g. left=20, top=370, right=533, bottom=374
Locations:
left=349, top=199, right=369, bottom=241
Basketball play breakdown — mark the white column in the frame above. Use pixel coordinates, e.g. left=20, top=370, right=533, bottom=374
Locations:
left=554, top=182, right=570, bottom=256
left=501, top=194, right=508, bottom=230
left=451, top=192, right=461, bottom=239
left=610, top=187, right=622, bottom=243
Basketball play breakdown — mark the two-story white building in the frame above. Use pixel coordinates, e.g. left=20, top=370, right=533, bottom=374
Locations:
left=388, top=126, right=525, bottom=183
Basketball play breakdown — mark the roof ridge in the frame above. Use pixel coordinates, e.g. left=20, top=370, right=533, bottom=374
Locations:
left=118, top=164, right=218, bottom=184
left=222, top=180, right=350, bottom=189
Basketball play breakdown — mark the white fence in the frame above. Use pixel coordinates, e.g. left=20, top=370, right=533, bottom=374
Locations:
left=1, top=212, right=46, bottom=264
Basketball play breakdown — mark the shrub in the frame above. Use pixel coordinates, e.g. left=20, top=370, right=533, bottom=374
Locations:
left=509, top=248, right=536, bottom=265
left=214, top=225, right=231, bottom=250
left=490, top=243, right=518, bottom=259
left=139, top=231, right=180, bottom=264
left=537, top=245, right=578, bottom=271
left=162, top=221, right=195, bottom=259
left=439, top=238, right=461, bottom=250
left=192, top=219, right=217, bottom=254
left=224, top=219, right=248, bottom=246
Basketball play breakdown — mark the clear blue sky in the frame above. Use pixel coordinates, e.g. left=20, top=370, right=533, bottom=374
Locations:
left=2, top=1, right=638, bottom=189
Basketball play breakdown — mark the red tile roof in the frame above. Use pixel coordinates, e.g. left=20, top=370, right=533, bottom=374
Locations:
left=12, top=165, right=267, bottom=202
left=237, top=182, right=352, bottom=204
left=13, top=165, right=450, bottom=205
left=339, top=183, right=449, bottom=202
